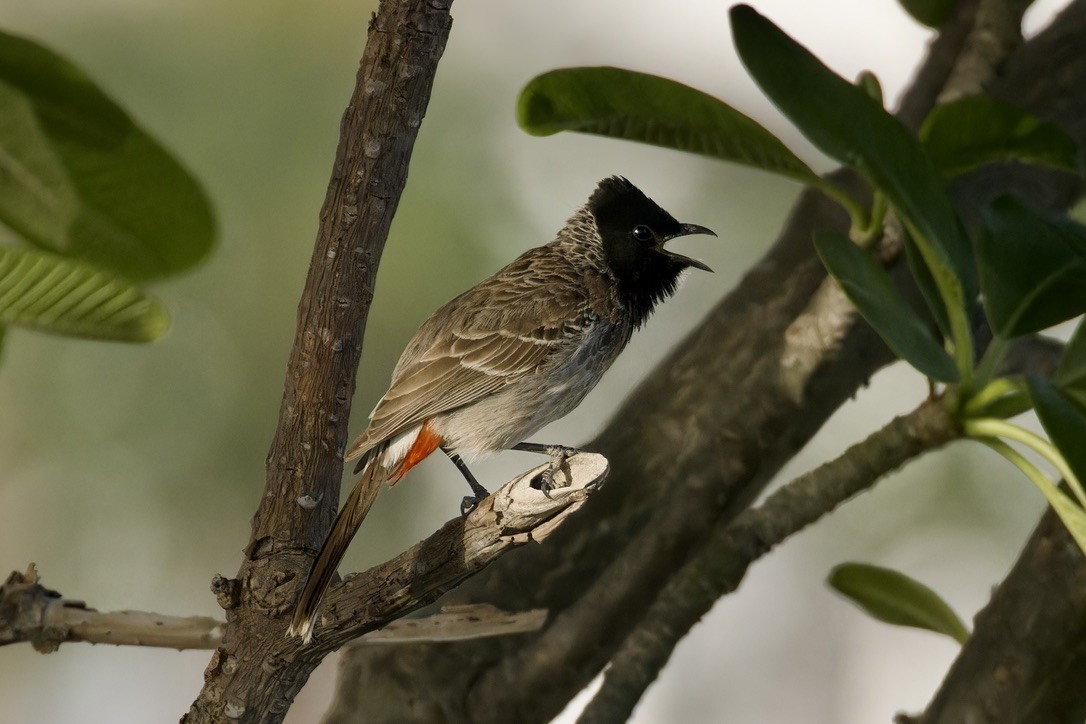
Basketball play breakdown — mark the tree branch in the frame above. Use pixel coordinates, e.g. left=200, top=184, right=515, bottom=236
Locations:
left=185, top=447, right=597, bottom=721
left=577, top=399, right=959, bottom=724
left=183, top=1, right=454, bottom=722
left=2, top=451, right=590, bottom=660
left=0, top=570, right=551, bottom=653
left=937, top=0, right=1034, bottom=102
left=1, top=565, right=223, bottom=652
left=305, top=454, right=607, bottom=654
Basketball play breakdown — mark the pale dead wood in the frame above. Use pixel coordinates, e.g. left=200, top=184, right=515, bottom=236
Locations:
left=0, top=563, right=544, bottom=651
left=311, top=454, right=608, bottom=651
left=355, top=604, right=547, bottom=645
left=0, top=565, right=223, bottom=652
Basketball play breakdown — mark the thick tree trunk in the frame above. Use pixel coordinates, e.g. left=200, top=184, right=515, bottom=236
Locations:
left=905, top=509, right=1086, bottom=724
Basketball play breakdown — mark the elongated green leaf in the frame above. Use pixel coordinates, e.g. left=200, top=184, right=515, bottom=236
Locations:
left=1029, top=375, right=1086, bottom=502
left=518, top=67, right=820, bottom=185
left=0, top=245, right=169, bottom=341
left=731, top=5, right=975, bottom=373
left=815, top=232, right=957, bottom=381
left=921, top=95, right=1080, bottom=177
left=899, top=0, right=958, bottom=27
left=980, top=437, right=1086, bottom=557
left=978, top=196, right=1086, bottom=337
left=0, top=30, right=215, bottom=281
left=829, top=563, right=969, bottom=644
left=1055, top=318, right=1086, bottom=409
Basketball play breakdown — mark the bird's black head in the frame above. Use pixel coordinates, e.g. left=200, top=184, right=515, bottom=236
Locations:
left=588, top=176, right=715, bottom=328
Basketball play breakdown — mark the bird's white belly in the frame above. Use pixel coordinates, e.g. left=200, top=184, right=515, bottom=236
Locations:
left=434, top=319, right=628, bottom=459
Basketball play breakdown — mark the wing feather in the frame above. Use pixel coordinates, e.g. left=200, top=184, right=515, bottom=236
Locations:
left=345, top=245, right=594, bottom=460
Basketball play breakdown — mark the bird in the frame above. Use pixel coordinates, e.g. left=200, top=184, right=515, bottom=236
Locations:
left=288, top=176, right=714, bottom=641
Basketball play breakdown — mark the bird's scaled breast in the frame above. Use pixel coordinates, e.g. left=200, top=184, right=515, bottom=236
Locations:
left=435, top=317, right=631, bottom=459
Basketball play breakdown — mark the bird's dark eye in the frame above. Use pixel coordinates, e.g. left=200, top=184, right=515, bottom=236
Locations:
left=632, top=225, right=653, bottom=243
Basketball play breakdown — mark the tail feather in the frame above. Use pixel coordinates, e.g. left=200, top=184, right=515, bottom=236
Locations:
left=288, top=453, right=386, bottom=642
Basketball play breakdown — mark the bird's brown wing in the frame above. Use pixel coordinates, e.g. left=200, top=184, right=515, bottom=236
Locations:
left=345, top=246, right=590, bottom=461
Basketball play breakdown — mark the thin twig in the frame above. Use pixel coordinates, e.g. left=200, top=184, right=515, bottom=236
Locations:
left=0, top=565, right=223, bottom=652
left=578, top=400, right=959, bottom=724
left=0, top=563, right=545, bottom=651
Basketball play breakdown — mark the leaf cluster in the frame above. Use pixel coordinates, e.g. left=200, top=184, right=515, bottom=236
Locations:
left=517, top=2, right=1086, bottom=641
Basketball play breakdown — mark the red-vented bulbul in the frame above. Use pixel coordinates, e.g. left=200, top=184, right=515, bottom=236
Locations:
left=289, top=176, right=714, bottom=640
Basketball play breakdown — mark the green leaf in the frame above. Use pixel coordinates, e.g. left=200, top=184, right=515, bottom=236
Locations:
left=1029, top=375, right=1086, bottom=503
left=899, top=0, right=958, bottom=28
left=0, top=245, right=169, bottom=341
left=517, top=67, right=821, bottom=185
left=828, top=562, right=969, bottom=644
left=0, top=30, right=215, bottom=281
left=920, top=95, right=1080, bottom=177
left=963, top=377, right=1033, bottom=420
left=1055, top=318, right=1086, bottom=409
left=975, top=388, right=1032, bottom=420
left=731, top=5, right=975, bottom=375
left=980, top=436, right=1086, bottom=557
left=901, top=231, right=950, bottom=334
left=978, top=196, right=1086, bottom=337
left=856, top=71, right=883, bottom=107
left=815, top=232, right=957, bottom=381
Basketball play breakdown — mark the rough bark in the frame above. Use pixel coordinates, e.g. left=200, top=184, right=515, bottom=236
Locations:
left=579, top=398, right=960, bottom=724
left=332, top=2, right=1086, bottom=722
left=183, top=1, right=454, bottom=721
left=902, top=509, right=1086, bottom=724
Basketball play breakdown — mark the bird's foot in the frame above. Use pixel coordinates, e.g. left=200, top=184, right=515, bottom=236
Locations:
left=529, top=445, right=577, bottom=497
left=460, top=494, right=485, bottom=517
left=460, top=479, right=491, bottom=517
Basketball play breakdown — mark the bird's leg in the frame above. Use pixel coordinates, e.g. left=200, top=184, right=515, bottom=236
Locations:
left=442, top=447, right=490, bottom=516
left=512, top=442, right=582, bottom=497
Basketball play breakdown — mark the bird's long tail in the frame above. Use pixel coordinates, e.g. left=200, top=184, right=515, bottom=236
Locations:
left=288, top=422, right=445, bottom=642
left=287, top=452, right=386, bottom=643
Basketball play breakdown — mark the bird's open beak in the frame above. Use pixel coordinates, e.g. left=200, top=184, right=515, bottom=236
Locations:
left=663, top=223, right=716, bottom=272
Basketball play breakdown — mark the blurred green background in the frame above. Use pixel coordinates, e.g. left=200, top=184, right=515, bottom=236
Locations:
left=0, top=1, right=1067, bottom=722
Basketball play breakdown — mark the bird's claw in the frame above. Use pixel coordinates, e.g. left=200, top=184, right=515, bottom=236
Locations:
left=529, top=445, right=575, bottom=497
left=460, top=495, right=484, bottom=517
left=533, top=470, right=555, bottom=498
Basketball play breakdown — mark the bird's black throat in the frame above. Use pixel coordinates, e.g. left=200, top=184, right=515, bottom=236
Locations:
left=588, top=176, right=693, bottom=328
left=600, top=237, right=688, bottom=328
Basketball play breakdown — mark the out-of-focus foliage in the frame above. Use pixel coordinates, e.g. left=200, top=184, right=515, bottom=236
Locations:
left=0, top=30, right=215, bottom=344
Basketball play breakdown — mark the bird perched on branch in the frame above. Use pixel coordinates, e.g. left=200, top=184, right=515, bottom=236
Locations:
left=289, top=176, right=714, bottom=641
